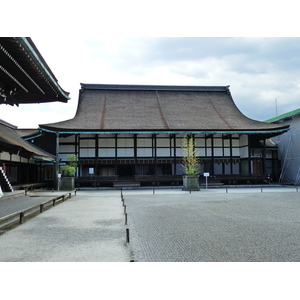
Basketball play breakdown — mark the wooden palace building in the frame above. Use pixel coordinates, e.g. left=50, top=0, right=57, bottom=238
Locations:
left=35, top=83, right=289, bottom=188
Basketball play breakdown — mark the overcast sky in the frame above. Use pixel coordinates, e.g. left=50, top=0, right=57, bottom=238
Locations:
left=1, top=2, right=300, bottom=128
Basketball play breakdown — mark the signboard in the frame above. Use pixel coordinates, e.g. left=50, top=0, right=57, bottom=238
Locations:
left=204, top=172, right=210, bottom=177
left=89, top=168, right=94, bottom=175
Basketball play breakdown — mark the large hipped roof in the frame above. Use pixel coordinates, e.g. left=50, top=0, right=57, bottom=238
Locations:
left=40, top=84, right=289, bottom=135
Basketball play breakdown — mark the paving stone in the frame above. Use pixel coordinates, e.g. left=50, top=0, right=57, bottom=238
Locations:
left=123, top=187, right=300, bottom=262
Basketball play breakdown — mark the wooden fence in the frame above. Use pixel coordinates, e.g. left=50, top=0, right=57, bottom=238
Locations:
left=0, top=192, right=73, bottom=231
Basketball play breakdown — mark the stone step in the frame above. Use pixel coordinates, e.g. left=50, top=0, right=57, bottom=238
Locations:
left=113, top=182, right=141, bottom=187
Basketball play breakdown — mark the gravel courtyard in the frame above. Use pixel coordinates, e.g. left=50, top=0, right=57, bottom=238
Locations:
left=123, top=187, right=300, bottom=262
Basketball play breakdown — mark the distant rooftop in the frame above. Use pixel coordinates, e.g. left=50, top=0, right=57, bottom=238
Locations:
left=265, top=107, right=300, bottom=123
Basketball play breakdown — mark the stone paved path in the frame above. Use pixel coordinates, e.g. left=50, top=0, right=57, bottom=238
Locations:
left=0, top=190, right=131, bottom=262
left=1, top=187, right=300, bottom=262
left=123, top=187, right=300, bottom=262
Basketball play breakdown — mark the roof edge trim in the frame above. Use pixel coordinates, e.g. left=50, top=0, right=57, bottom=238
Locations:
left=39, top=127, right=289, bottom=135
left=19, top=38, right=70, bottom=100
left=32, top=155, right=55, bottom=162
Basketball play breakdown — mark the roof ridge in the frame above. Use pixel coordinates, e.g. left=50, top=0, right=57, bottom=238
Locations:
left=81, top=83, right=230, bottom=92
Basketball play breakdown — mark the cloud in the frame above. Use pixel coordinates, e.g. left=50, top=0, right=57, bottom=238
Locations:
left=1, top=37, right=300, bottom=127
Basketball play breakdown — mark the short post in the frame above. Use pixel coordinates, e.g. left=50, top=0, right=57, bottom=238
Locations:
left=124, top=205, right=126, bottom=214
left=153, top=187, right=155, bottom=194
left=40, top=204, right=44, bottom=213
left=53, top=199, right=56, bottom=206
left=20, top=212, right=24, bottom=224
left=261, top=188, right=263, bottom=193
left=126, top=228, right=130, bottom=243
left=125, top=213, right=128, bottom=225
left=226, top=188, right=228, bottom=193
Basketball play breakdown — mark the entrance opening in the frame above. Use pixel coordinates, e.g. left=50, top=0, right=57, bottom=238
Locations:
left=118, top=164, right=134, bottom=180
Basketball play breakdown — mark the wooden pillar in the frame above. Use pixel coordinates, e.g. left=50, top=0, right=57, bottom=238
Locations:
left=115, top=134, right=118, bottom=175
left=221, top=136, right=225, bottom=175
left=173, top=134, right=177, bottom=175
left=8, top=153, right=12, bottom=182
left=95, top=134, right=98, bottom=175
left=248, top=135, right=252, bottom=174
left=229, top=135, right=233, bottom=174
left=55, top=132, right=60, bottom=190
left=262, top=139, right=266, bottom=175
left=75, top=134, right=80, bottom=176
left=211, top=135, right=214, bottom=176
left=153, top=134, right=157, bottom=176
left=134, top=134, right=138, bottom=176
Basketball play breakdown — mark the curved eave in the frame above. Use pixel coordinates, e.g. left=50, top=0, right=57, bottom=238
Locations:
left=39, top=126, right=290, bottom=136
left=19, top=38, right=70, bottom=101
left=32, top=155, right=55, bottom=162
left=22, top=132, right=43, bottom=140
left=0, top=37, right=70, bottom=105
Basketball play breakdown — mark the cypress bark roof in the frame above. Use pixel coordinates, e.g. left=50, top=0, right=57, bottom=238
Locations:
left=0, top=37, right=70, bottom=106
left=40, top=84, right=289, bottom=135
left=0, top=120, right=55, bottom=161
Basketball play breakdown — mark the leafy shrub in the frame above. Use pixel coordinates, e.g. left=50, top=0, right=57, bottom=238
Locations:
left=61, top=155, right=78, bottom=177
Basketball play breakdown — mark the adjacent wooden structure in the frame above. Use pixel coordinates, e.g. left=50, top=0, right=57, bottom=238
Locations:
left=0, top=37, right=70, bottom=190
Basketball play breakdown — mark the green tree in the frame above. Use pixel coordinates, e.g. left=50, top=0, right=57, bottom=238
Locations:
left=181, top=134, right=200, bottom=175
